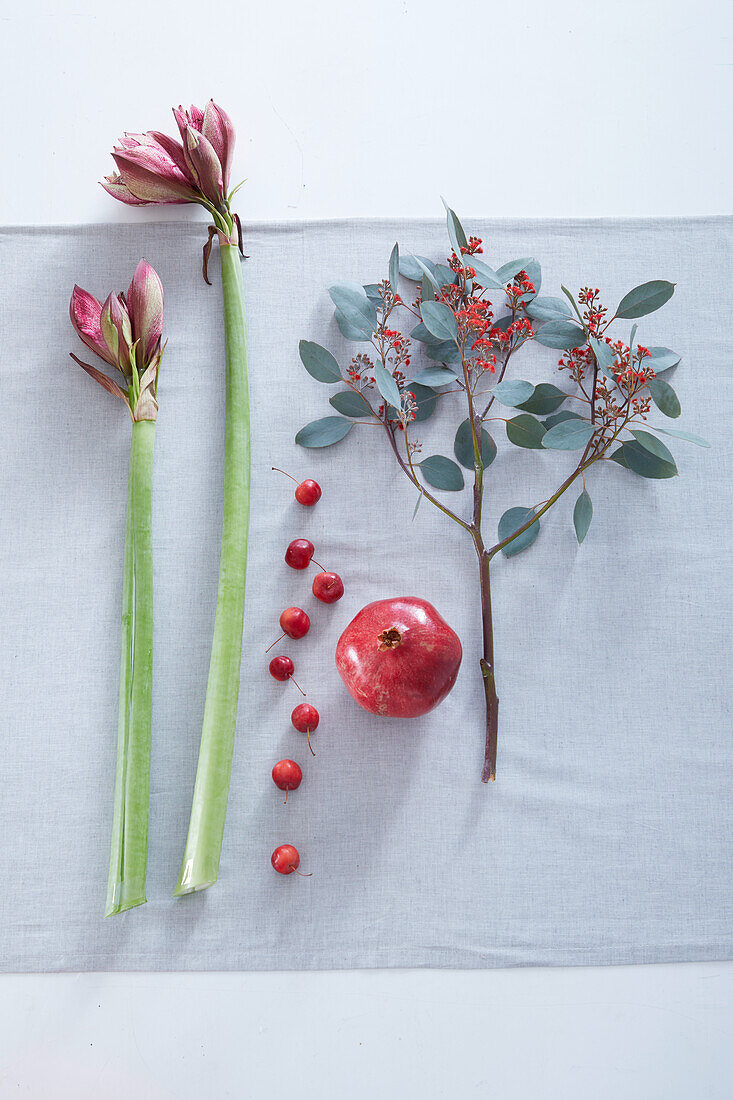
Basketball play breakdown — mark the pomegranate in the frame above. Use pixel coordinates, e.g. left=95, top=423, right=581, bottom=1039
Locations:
left=335, top=597, right=462, bottom=718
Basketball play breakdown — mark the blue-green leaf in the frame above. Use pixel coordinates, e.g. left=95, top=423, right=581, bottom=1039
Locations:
left=420, top=300, right=458, bottom=342
left=389, top=243, right=399, bottom=295
left=454, top=419, right=497, bottom=469
left=617, top=435, right=677, bottom=479
left=534, top=320, right=587, bottom=350
left=442, top=198, right=469, bottom=259
left=412, top=256, right=440, bottom=291
left=526, top=296, right=572, bottom=321
left=470, top=259, right=504, bottom=290
left=616, top=280, right=675, bottom=319
left=373, top=361, right=401, bottom=409
left=543, top=410, right=585, bottom=430
left=408, top=365, right=459, bottom=387
left=517, top=383, right=568, bottom=416
left=496, top=257, right=536, bottom=283
left=542, top=419, right=595, bottom=451
left=589, top=335, right=616, bottom=378
left=329, top=389, right=372, bottom=417
left=328, top=282, right=378, bottom=339
left=506, top=414, right=547, bottom=449
left=335, top=308, right=371, bottom=342
left=646, top=346, right=681, bottom=372
left=426, top=340, right=461, bottom=365
left=399, top=255, right=436, bottom=282
left=498, top=506, right=540, bottom=557
left=654, top=427, right=710, bottom=448
left=629, top=429, right=677, bottom=465
left=491, top=379, right=535, bottom=407
left=647, top=377, right=681, bottom=418
left=422, top=274, right=435, bottom=302
left=409, top=383, right=438, bottom=423
left=419, top=455, right=465, bottom=491
left=296, top=416, right=353, bottom=448
left=434, top=264, right=456, bottom=289
left=299, top=340, right=342, bottom=383
left=411, top=322, right=440, bottom=345
left=573, top=490, right=593, bottom=544
left=364, top=283, right=382, bottom=303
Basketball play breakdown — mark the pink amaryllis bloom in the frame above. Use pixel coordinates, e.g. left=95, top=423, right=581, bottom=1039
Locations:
left=102, top=101, right=235, bottom=213
left=70, top=259, right=165, bottom=421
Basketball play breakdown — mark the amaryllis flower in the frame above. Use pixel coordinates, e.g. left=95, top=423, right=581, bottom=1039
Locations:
left=102, top=101, right=235, bottom=213
left=69, top=259, right=165, bottom=421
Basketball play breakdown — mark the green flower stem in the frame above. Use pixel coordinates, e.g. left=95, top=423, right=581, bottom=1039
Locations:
left=174, top=241, right=250, bottom=895
left=105, top=418, right=156, bottom=916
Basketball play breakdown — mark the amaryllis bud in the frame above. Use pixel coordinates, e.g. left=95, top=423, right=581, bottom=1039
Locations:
left=173, top=104, right=205, bottom=142
left=69, top=285, right=117, bottom=366
left=127, top=259, right=164, bottom=362
left=101, top=293, right=133, bottom=377
left=110, top=142, right=198, bottom=204
left=184, top=126, right=225, bottom=208
left=100, top=173, right=151, bottom=206
left=201, top=100, right=236, bottom=193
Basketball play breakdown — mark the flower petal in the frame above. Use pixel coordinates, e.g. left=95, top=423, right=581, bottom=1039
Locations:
left=69, top=285, right=117, bottom=365
left=202, top=100, right=236, bottom=192
left=100, top=174, right=151, bottom=206
left=111, top=152, right=197, bottom=204
left=184, top=126, right=224, bottom=206
left=127, top=259, right=164, bottom=362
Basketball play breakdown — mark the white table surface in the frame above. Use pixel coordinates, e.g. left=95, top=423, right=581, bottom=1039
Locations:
left=3, top=0, right=731, bottom=1096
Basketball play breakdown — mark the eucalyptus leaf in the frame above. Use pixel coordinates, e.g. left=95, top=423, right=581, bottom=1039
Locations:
left=543, top=410, right=585, bottom=430
left=498, top=506, right=540, bottom=557
left=419, top=454, right=465, bottom=491
left=647, top=377, right=681, bottom=418
left=616, top=280, right=675, bottom=319
left=589, top=335, right=617, bottom=378
left=617, top=439, right=677, bottom=479
left=526, top=296, right=573, bottom=321
left=413, top=256, right=440, bottom=291
left=389, top=243, right=399, bottom=295
left=573, top=490, right=593, bottom=544
left=412, top=492, right=423, bottom=521
left=517, top=382, right=568, bottom=416
left=434, top=264, right=457, bottom=289
left=492, top=315, right=514, bottom=333
left=363, top=283, right=382, bottom=303
left=426, top=340, right=461, bottom=365
left=409, top=382, right=439, bottom=423
left=399, top=255, right=436, bottom=282
left=422, top=274, right=435, bottom=301
left=534, top=320, right=587, bottom=350
left=420, top=300, right=458, bottom=342
left=470, top=259, right=505, bottom=290
left=506, top=414, right=547, bottom=449
left=542, top=419, right=595, bottom=451
left=646, top=346, right=681, bottom=371
left=329, top=389, right=372, bottom=417
left=295, top=416, right=353, bottom=448
left=454, top=419, right=497, bottom=469
left=654, top=427, right=710, bottom=448
left=328, top=282, right=378, bottom=338
left=373, top=361, right=402, bottom=409
left=335, top=308, right=371, bottom=342
left=410, top=322, right=440, bottom=345
left=299, top=340, right=342, bottom=383
left=409, top=365, right=459, bottom=387
left=629, top=429, right=677, bottom=465
left=443, top=198, right=468, bottom=260
left=496, top=257, right=536, bottom=283
left=491, top=379, right=535, bottom=407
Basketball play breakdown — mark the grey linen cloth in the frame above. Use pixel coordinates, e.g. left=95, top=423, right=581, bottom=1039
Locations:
left=0, top=217, right=730, bottom=971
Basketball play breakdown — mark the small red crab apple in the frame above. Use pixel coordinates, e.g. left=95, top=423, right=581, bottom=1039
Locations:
left=291, top=702, right=319, bottom=756
left=265, top=607, right=311, bottom=653
left=271, top=759, right=303, bottom=802
left=312, top=571, right=344, bottom=604
left=271, top=844, right=311, bottom=876
left=272, top=468, right=322, bottom=506
left=268, top=656, right=306, bottom=695
left=285, top=538, right=315, bottom=570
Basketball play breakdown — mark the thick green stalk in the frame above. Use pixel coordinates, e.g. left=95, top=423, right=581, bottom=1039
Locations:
left=106, top=418, right=156, bottom=915
left=174, top=242, right=250, bottom=895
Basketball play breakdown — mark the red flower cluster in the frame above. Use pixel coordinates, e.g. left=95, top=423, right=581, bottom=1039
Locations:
left=505, top=271, right=536, bottom=305
left=578, top=287, right=608, bottom=336
left=460, top=236, right=484, bottom=256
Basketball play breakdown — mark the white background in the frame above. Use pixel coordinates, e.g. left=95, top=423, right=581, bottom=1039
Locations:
left=3, top=0, right=732, bottom=1096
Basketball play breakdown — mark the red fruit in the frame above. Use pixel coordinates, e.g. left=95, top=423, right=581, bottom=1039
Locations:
left=272, top=759, right=303, bottom=794
left=312, top=571, right=344, bottom=604
left=271, top=844, right=301, bottom=874
left=335, top=596, right=462, bottom=718
left=295, top=479, right=321, bottom=506
left=280, top=607, right=310, bottom=639
left=291, top=703, right=319, bottom=733
left=272, top=468, right=322, bottom=506
left=285, top=538, right=315, bottom=570
left=269, top=655, right=295, bottom=681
